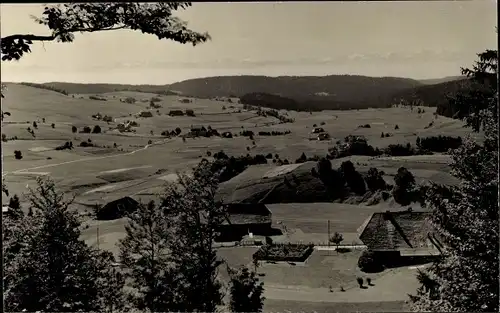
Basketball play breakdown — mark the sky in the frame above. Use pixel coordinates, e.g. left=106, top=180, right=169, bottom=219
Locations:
left=0, top=1, right=497, bottom=85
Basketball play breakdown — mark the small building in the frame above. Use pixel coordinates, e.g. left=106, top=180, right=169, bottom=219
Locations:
left=311, top=127, right=325, bottom=134
left=97, top=196, right=140, bottom=220
left=215, top=203, right=273, bottom=240
left=317, top=132, right=330, bottom=141
left=358, top=210, right=443, bottom=266
left=169, top=110, right=185, bottom=116
left=138, top=111, right=153, bottom=118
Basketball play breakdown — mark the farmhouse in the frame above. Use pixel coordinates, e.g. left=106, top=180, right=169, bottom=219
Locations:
left=358, top=210, right=443, bottom=264
left=219, top=203, right=273, bottom=239
left=97, top=196, right=140, bottom=220
left=169, top=110, right=184, bottom=116
left=138, top=111, right=153, bottom=118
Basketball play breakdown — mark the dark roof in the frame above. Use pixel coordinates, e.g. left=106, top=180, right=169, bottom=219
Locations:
left=200, top=203, right=272, bottom=226
left=358, top=210, right=441, bottom=254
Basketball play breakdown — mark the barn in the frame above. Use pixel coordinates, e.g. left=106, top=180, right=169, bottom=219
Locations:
left=169, top=110, right=185, bottom=116
left=358, top=210, right=443, bottom=266
left=214, top=203, right=273, bottom=241
left=97, top=196, right=140, bottom=220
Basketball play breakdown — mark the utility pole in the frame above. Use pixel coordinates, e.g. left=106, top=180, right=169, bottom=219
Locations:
left=97, top=224, right=100, bottom=250
left=327, top=219, right=331, bottom=255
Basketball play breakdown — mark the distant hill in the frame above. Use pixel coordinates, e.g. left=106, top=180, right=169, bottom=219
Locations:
left=418, top=76, right=466, bottom=85
left=20, top=82, right=176, bottom=95
left=168, top=75, right=422, bottom=105
left=389, top=78, right=471, bottom=117
left=10, top=74, right=470, bottom=113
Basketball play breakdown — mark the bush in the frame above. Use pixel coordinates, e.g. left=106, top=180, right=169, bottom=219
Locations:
left=265, top=153, right=273, bottom=159
left=358, top=250, right=384, bottom=273
left=92, top=125, right=101, bottom=134
left=32, top=121, right=38, bottom=129
left=320, top=121, right=326, bottom=125
left=123, top=97, right=136, bottom=104
left=356, top=277, right=364, bottom=288
left=14, top=150, right=23, bottom=160
left=2, top=133, right=7, bottom=142
left=51, top=123, right=55, bottom=128
left=72, top=126, right=77, bottom=133
left=340, top=161, right=366, bottom=195
left=207, top=151, right=212, bottom=157
left=175, top=127, right=182, bottom=135
left=394, top=124, right=399, bottom=130
left=82, top=126, right=92, bottom=133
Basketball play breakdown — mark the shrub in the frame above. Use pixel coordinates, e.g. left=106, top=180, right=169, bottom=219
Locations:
left=32, top=121, right=38, bottom=129
left=148, top=140, right=152, bottom=145
left=123, top=97, right=136, bottom=104
left=313, top=123, right=317, bottom=127
left=80, top=141, right=94, bottom=147
left=246, top=146, right=250, bottom=151
left=2, top=133, right=7, bottom=142
left=320, top=121, right=326, bottom=125
left=92, top=125, right=101, bottom=134
left=207, top=151, right=212, bottom=157
left=175, top=127, right=182, bottom=135
left=82, top=126, right=92, bottom=133
left=72, top=126, right=77, bottom=133
left=381, top=132, right=385, bottom=138
left=394, top=124, right=399, bottom=130
left=358, top=250, right=384, bottom=273
left=356, top=277, right=364, bottom=288
left=14, top=150, right=23, bottom=160
left=51, top=123, right=55, bottom=128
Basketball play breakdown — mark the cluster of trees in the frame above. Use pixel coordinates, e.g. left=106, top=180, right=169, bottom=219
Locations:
left=3, top=163, right=265, bottom=312
left=161, top=127, right=182, bottom=137
left=55, top=141, right=74, bottom=151
left=408, top=49, right=498, bottom=312
left=18, top=82, right=69, bottom=95
left=210, top=151, right=268, bottom=182
left=258, top=130, right=291, bottom=136
left=416, top=135, right=462, bottom=153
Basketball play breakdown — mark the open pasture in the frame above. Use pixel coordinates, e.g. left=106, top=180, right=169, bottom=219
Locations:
left=2, top=83, right=467, bottom=211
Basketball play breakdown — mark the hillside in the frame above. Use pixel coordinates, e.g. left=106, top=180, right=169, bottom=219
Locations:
left=9, top=75, right=470, bottom=113
left=390, top=78, right=470, bottom=117
left=19, top=82, right=177, bottom=96
left=418, top=76, right=465, bottom=85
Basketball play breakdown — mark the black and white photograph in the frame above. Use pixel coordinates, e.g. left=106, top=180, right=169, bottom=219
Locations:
left=1, top=1, right=498, bottom=312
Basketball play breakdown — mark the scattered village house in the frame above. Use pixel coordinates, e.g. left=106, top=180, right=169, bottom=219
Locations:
left=203, top=202, right=273, bottom=241
left=138, top=110, right=153, bottom=118
left=96, top=196, right=140, bottom=220
left=169, top=110, right=184, bottom=116
left=317, top=132, right=330, bottom=141
left=357, top=210, right=444, bottom=266
left=190, top=125, right=207, bottom=137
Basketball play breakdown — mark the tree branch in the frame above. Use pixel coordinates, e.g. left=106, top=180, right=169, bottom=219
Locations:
left=1, top=34, right=55, bottom=42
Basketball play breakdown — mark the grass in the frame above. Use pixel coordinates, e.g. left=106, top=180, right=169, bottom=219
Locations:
left=264, top=299, right=409, bottom=312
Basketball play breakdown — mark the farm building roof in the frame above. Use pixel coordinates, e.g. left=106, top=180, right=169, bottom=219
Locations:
left=358, top=210, right=442, bottom=254
left=214, top=162, right=330, bottom=204
left=201, top=203, right=272, bottom=226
